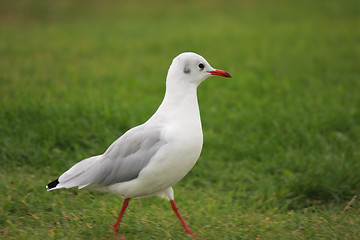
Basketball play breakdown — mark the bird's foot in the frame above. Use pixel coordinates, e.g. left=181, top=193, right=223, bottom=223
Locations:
left=114, top=232, right=125, bottom=239
left=185, top=229, right=200, bottom=239
left=112, top=225, right=125, bottom=239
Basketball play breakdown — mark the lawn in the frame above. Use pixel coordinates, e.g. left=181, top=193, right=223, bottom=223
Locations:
left=1, top=0, right=359, bottom=239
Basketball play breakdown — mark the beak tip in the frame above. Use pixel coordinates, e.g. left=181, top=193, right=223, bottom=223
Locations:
left=208, top=69, right=232, bottom=78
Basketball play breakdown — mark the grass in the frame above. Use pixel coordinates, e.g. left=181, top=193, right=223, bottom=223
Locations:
left=1, top=0, right=359, bottom=239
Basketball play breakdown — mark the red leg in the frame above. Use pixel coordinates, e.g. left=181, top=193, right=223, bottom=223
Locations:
left=170, top=199, right=199, bottom=238
left=112, top=198, right=131, bottom=234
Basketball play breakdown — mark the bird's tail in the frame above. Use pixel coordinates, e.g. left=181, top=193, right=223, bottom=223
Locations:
left=46, top=155, right=101, bottom=191
left=46, top=179, right=60, bottom=191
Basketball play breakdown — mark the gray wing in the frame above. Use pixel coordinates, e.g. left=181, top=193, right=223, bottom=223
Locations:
left=57, top=124, right=166, bottom=189
left=97, top=124, right=165, bottom=185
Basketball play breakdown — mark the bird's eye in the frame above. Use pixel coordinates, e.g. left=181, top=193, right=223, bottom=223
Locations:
left=198, top=63, right=204, bottom=70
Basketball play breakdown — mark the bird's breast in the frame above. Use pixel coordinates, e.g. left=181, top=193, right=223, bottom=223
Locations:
left=135, top=119, right=203, bottom=190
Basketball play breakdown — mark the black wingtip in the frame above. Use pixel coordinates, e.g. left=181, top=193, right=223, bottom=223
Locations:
left=46, top=179, right=59, bottom=190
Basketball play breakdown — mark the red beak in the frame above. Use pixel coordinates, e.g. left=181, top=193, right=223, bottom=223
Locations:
left=208, top=69, right=232, bottom=78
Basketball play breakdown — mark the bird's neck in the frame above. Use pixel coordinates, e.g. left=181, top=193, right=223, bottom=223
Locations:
left=150, top=78, right=201, bottom=124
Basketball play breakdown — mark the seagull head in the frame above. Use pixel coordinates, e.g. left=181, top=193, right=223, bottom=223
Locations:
left=167, top=52, right=231, bottom=86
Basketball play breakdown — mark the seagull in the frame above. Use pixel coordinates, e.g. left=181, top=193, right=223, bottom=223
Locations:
left=46, top=52, right=231, bottom=238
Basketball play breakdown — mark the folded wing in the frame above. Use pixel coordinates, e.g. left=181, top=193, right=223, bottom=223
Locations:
left=47, top=124, right=165, bottom=190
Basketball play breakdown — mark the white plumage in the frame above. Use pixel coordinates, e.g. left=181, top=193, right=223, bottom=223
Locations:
left=46, top=52, right=231, bottom=237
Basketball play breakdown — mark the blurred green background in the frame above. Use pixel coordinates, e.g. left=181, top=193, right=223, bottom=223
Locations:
left=1, top=0, right=359, bottom=239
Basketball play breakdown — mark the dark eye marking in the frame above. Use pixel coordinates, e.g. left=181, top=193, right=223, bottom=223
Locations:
left=184, top=67, right=191, bottom=74
left=198, top=63, right=204, bottom=70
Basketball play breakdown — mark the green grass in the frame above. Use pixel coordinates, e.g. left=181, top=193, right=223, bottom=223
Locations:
left=1, top=0, right=359, bottom=239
